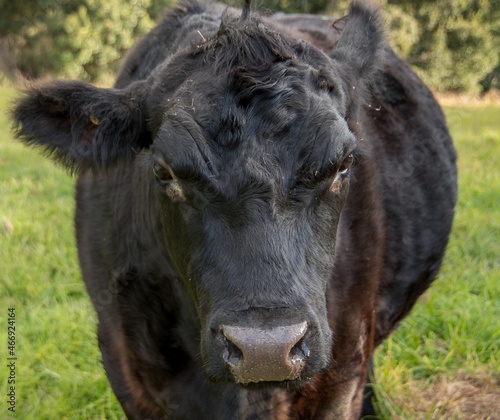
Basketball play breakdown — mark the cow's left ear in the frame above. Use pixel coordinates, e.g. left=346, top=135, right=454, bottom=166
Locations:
left=12, top=80, right=152, bottom=173
left=331, top=0, right=385, bottom=115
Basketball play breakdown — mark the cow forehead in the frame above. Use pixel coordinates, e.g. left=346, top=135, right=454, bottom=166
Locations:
left=158, top=61, right=350, bottom=162
left=156, top=74, right=352, bottom=188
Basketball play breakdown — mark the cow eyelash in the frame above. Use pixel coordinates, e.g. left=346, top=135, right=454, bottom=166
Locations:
left=314, top=153, right=355, bottom=183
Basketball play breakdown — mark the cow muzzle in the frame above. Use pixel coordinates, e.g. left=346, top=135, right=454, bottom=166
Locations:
left=221, top=322, right=309, bottom=384
left=203, top=306, right=331, bottom=386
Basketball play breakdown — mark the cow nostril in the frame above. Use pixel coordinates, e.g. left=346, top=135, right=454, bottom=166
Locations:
left=223, top=337, right=243, bottom=365
left=290, top=336, right=310, bottom=363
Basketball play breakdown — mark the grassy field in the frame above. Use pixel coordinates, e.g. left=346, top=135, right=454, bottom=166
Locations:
left=1, top=85, right=499, bottom=419
left=374, top=105, right=500, bottom=418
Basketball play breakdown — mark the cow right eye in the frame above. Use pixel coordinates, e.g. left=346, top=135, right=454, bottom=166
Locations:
left=153, top=164, right=173, bottom=183
left=338, top=153, right=354, bottom=175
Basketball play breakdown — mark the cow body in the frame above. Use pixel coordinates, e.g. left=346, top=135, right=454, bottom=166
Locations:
left=13, top=1, right=456, bottom=418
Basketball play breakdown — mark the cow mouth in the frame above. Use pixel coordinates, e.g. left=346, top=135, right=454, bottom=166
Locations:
left=234, top=376, right=316, bottom=391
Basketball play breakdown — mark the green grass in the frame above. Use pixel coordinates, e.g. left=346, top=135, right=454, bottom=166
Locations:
left=374, top=106, right=500, bottom=418
left=1, top=87, right=123, bottom=419
left=1, top=86, right=499, bottom=418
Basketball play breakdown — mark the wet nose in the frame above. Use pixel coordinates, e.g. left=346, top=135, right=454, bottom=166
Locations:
left=221, top=322, right=309, bottom=384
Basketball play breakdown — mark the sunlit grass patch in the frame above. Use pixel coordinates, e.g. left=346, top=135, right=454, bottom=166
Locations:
left=375, top=105, right=500, bottom=418
left=1, top=87, right=124, bottom=419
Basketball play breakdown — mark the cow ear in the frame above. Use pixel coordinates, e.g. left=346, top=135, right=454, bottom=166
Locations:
left=12, top=80, right=152, bottom=174
left=331, top=0, right=385, bottom=112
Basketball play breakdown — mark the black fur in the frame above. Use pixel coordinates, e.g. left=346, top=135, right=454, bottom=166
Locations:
left=11, top=1, right=456, bottom=418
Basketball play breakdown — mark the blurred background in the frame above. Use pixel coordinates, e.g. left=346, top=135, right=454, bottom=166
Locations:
left=0, top=0, right=499, bottom=94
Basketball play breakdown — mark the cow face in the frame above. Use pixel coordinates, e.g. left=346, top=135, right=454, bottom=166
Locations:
left=12, top=2, right=383, bottom=388
left=146, top=45, right=358, bottom=385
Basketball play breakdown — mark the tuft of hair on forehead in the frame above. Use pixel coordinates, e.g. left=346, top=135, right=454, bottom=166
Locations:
left=208, top=7, right=296, bottom=76
left=240, top=0, right=251, bottom=21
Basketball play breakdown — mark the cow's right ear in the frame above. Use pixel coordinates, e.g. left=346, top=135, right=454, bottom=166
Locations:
left=12, top=80, right=152, bottom=173
left=330, top=0, right=385, bottom=118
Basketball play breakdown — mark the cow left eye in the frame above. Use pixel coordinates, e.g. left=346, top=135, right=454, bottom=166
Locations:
left=153, top=164, right=173, bottom=183
left=153, top=163, right=186, bottom=201
left=338, top=153, right=354, bottom=175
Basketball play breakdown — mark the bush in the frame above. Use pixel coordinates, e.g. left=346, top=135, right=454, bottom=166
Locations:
left=384, top=0, right=500, bottom=93
left=0, top=0, right=499, bottom=93
left=260, top=0, right=500, bottom=93
left=0, top=0, right=175, bottom=84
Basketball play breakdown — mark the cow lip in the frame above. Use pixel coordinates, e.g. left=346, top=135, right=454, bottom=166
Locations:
left=234, top=376, right=314, bottom=391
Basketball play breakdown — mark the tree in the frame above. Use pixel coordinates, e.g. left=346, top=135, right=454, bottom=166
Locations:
left=384, top=0, right=500, bottom=92
left=259, top=0, right=500, bottom=93
left=0, top=0, right=175, bottom=83
left=1, top=0, right=499, bottom=92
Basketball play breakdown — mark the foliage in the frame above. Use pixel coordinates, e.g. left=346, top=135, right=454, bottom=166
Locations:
left=0, top=0, right=174, bottom=84
left=0, top=0, right=498, bottom=92
left=262, top=0, right=500, bottom=93
left=384, top=0, right=500, bottom=93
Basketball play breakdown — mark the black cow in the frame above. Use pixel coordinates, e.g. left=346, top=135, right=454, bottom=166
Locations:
left=12, top=0, right=457, bottom=418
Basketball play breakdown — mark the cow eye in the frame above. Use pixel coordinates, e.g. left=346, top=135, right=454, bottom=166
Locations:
left=338, top=153, right=354, bottom=175
left=153, top=163, right=186, bottom=201
left=153, top=164, right=173, bottom=183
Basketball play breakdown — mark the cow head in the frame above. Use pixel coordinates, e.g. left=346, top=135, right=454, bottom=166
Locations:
left=12, top=0, right=383, bottom=388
